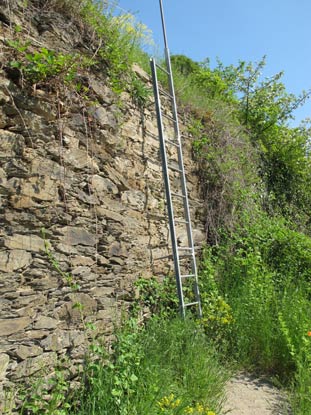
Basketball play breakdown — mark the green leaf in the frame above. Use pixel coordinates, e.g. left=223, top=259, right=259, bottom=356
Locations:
left=130, top=373, right=138, bottom=382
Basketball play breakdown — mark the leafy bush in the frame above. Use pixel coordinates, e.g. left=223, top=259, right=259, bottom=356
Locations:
left=133, top=276, right=179, bottom=317
left=170, top=54, right=311, bottom=230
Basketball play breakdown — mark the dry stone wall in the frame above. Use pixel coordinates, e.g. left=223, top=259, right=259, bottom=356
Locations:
left=0, top=2, right=205, bottom=407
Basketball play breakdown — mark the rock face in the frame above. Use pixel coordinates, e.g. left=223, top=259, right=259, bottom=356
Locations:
left=0, top=0, right=205, bottom=409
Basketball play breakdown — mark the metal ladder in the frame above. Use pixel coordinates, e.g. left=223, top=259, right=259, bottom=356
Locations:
left=150, top=0, right=202, bottom=318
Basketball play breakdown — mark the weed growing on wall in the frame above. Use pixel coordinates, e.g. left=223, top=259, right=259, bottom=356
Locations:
left=6, top=39, right=95, bottom=88
left=41, top=228, right=80, bottom=292
left=19, top=367, right=72, bottom=415
left=4, top=0, right=153, bottom=102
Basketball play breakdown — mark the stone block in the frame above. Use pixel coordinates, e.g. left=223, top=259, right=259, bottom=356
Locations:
left=91, top=175, right=119, bottom=195
left=69, top=330, right=85, bottom=347
left=40, top=330, right=70, bottom=351
left=0, top=317, right=31, bottom=336
left=121, top=190, right=146, bottom=211
left=56, top=243, right=78, bottom=255
left=34, top=316, right=58, bottom=330
left=13, top=293, right=46, bottom=308
left=92, top=256, right=107, bottom=267
left=93, top=106, right=117, bottom=130
left=23, top=330, right=50, bottom=340
left=59, top=226, right=97, bottom=247
left=12, top=352, right=57, bottom=379
left=96, top=207, right=124, bottom=223
left=71, top=256, right=95, bottom=267
left=90, top=286, right=115, bottom=297
left=14, top=345, right=43, bottom=360
left=29, top=276, right=59, bottom=290
left=30, top=176, right=57, bottom=201
left=121, top=120, right=142, bottom=142
left=31, top=158, right=66, bottom=180
left=62, top=148, right=90, bottom=170
left=0, top=250, right=32, bottom=272
left=14, top=95, right=56, bottom=121
left=67, top=293, right=97, bottom=314
left=108, top=241, right=128, bottom=258
left=0, top=130, right=24, bottom=158
left=132, top=63, right=150, bottom=82
left=89, top=77, right=116, bottom=104
left=4, top=234, right=46, bottom=252
left=15, top=306, right=37, bottom=318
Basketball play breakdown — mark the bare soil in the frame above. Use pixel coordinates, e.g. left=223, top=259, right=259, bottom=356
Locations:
left=223, top=373, right=292, bottom=415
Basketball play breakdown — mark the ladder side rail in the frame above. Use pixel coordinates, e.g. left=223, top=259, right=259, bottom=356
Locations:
left=150, top=58, right=185, bottom=318
left=191, top=253, right=202, bottom=317
left=163, top=49, right=203, bottom=318
left=163, top=48, right=195, bottom=251
left=158, top=0, right=202, bottom=317
left=159, top=0, right=169, bottom=50
left=159, top=0, right=194, bottom=247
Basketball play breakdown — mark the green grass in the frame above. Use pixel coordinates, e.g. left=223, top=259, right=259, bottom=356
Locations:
left=70, top=317, right=229, bottom=415
left=200, top=214, right=311, bottom=414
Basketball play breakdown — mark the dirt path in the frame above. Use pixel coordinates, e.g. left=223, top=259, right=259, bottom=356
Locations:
left=223, top=373, right=291, bottom=415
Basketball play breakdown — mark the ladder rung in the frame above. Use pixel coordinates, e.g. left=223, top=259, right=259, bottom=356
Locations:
left=174, top=219, right=189, bottom=224
left=171, top=191, right=186, bottom=199
left=184, top=301, right=199, bottom=307
left=177, top=246, right=202, bottom=251
left=167, top=164, right=182, bottom=173
left=166, top=139, right=179, bottom=147
left=156, top=63, right=170, bottom=76
left=159, top=88, right=174, bottom=99
left=180, top=274, right=196, bottom=278
left=154, top=251, right=195, bottom=261
left=162, top=113, right=177, bottom=123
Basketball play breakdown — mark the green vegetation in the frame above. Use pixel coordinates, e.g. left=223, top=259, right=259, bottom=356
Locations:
left=6, top=0, right=311, bottom=414
left=7, top=41, right=89, bottom=85
left=18, top=315, right=228, bottom=415
left=172, top=54, right=311, bottom=413
left=5, top=0, right=152, bottom=104
left=69, top=317, right=228, bottom=415
left=198, top=214, right=311, bottom=414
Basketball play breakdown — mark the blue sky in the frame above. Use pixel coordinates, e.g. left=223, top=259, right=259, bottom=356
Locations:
left=116, top=0, right=311, bottom=125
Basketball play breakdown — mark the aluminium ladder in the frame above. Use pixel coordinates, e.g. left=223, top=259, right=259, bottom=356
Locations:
left=150, top=0, right=202, bottom=319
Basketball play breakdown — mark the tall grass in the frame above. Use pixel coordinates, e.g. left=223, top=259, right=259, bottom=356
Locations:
left=72, top=317, right=229, bottom=415
left=201, top=213, right=311, bottom=413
